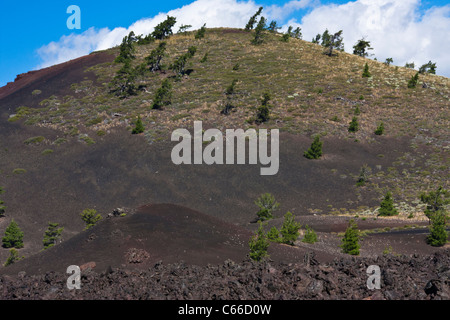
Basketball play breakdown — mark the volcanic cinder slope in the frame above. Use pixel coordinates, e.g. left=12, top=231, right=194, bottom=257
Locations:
left=0, top=28, right=448, bottom=294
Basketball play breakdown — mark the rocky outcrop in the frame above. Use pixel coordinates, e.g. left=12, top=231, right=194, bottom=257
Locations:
left=0, top=249, right=448, bottom=300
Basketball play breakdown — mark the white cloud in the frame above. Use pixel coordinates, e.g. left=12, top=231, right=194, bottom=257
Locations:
left=36, top=0, right=450, bottom=78
left=288, top=0, right=450, bottom=77
left=36, top=0, right=261, bottom=69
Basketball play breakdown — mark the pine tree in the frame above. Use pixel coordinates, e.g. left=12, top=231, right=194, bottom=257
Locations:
left=374, top=122, right=384, bottom=135
left=407, top=72, right=419, bottom=88
left=81, top=209, right=102, bottom=230
left=292, top=27, right=302, bottom=39
left=280, top=211, right=301, bottom=245
left=245, top=7, right=263, bottom=30
left=362, top=62, right=371, bottom=77
left=304, top=135, right=323, bottom=159
left=267, top=20, right=281, bottom=33
left=152, top=79, right=172, bottom=109
left=152, top=16, right=177, bottom=40
left=195, top=23, right=206, bottom=39
left=177, top=24, right=192, bottom=34
left=115, top=31, right=136, bottom=63
left=4, top=248, right=23, bottom=267
left=322, top=30, right=344, bottom=56
left=249, top=222, right=270, bottom=261
left=255, top=92, right=271, bottom=123
left=221, top=79, right=238, bottom=115
left=145, top=41, right=167, bottom=72
left=356, top=164, right=371, bottom=186
left=419, top=61, right=437, bottom=74
left=348, top=116, right=359, bottom=132
left=169, top=46, right=197, bottom=77
left=302, top=225, right=318, bottom=244
left=340, top=219, right=360, bottom=255
left=110, top=60, right=137, bottom=98
left=267, top=226, right=281, bottom=242
left=384, top=58, right=393, bottom=66
left=2, top=219, right=24, bottom=248
left=420, top=186, right=450, bottom=223
left=378, top=191, right=399, bottom=217
left=281, top=33, right=290, bottom=42
left=43, top=222, right=64, bottom=249
left=251, top=17, right=267, bottom=45
left=255, top=193, right=279, bottom=222
left=132, top=116, right=145, bottom=134
left=353, top=38, right=373, bottom=57
left=427, top=210, right=448, bottom=247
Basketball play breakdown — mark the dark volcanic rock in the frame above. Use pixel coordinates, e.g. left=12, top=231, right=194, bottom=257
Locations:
left=0, top=249, right=448, bottom=300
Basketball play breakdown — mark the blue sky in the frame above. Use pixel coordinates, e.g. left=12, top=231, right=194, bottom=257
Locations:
left=1, top=0, right=449, bottom=87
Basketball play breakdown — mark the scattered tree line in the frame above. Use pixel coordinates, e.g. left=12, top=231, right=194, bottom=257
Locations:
left=312, top=29, right=344, bottom=56
left=249, top=193, right=318, bottom=262
left=245, top=7, right=301, bottom=45
left=110, top=16, right=202, bottom=100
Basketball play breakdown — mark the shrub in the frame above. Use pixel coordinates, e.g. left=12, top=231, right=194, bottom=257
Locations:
left=407, top=72, right=419, bottom=88
left=12, top=168, right=27, bottom=175
left=348, top=116, right=359, bottom=132
left=362, top=63, right=371, bottom=77
left=255, top=193, right=279, bottom=222
left=280, top=211, right=301, bottom=245
left=43, top=222, right=64, bottom=249
left=374, top=122, right=384, bottom=135
left=302, top=225, right=318, bottom=244
left=221, top=79, right=238, bottom=115
left=200, top=53, right=208, bottom=63
left=356, top=164, right=371, bottom=186
left=340, top=219, right=360, bottom=255
left=255, top=93, right=272, bottom=124
left=24, top=136, right=45, bottom=145
left=4, top=248, right=23, bottom=267
left=2, top=219, right=24, bottom=248
left=281, top=33, right=290, bottom=42
left=420, top=186, right=450, bottom=223
left=132, top=116, right=145, bottom=134
left=304, top=135, right=323, bottom=159
left=195, top=23, right=206, bottom=39
left=81, top=209, right=102, bottom=230
left=249, top=222, right=269, bottom=261
left=378, top=191, right=399, bottom=216
left=41, top=149, right=54, bottom=155
left=427, top=210, right=448, bottom=247
left=267, top=227, right=281, bottom=242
